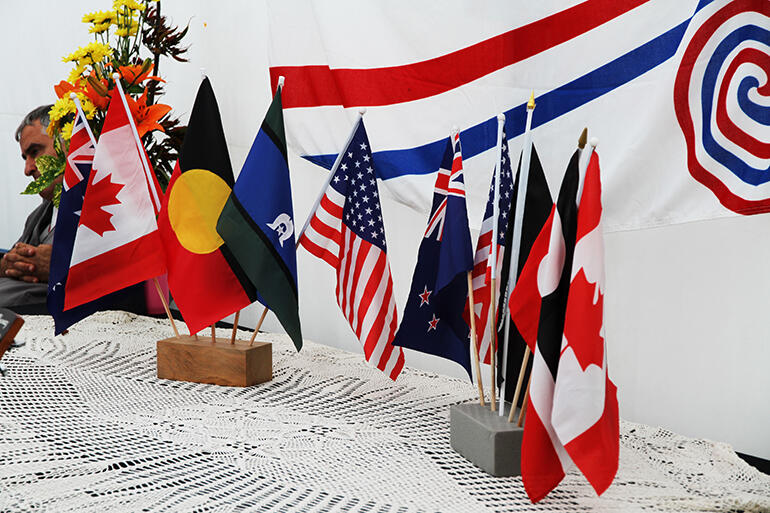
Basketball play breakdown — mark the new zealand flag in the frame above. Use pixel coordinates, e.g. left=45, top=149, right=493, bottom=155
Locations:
left=392, top=133, right=474, bottom=378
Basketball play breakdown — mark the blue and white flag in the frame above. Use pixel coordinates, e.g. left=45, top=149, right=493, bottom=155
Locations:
left=392, top=133, right=474, bottom=378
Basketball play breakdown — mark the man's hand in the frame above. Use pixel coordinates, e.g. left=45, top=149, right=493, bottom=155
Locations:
left=0, top=243, right=52, bottom=283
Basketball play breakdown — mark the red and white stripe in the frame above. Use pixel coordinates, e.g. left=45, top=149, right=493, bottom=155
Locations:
left=468, top=217, right=505, bottom=364
left=300, top=185, right=405, bottom=380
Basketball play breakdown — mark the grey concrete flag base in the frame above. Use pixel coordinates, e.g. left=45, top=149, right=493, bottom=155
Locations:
left=450, top=402, right=524, bottom=477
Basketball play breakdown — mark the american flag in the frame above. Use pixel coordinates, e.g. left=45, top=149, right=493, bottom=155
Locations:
left=63, top=108, right=96, bottom=191
left=468, top=133, right=515, bottom=364
left=300, top=118, right=405, bottom=380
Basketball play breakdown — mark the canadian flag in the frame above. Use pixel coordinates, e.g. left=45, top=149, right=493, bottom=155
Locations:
left=552, top=150, right=619, bottom=496
left=64, top=93, right=166, bottom=310
left=511, top=148, right=618, bottom=503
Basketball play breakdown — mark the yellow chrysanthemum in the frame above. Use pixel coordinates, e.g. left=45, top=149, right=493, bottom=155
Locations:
left=79, top=98, right=97, bottom=120
left=60, top=121, right=74, bottom=141
left=67, top=63, right=88, bottom=84
left=49, top=97, right=76, bottom=124
left=88, top=21, right=111, bottom=34
left=115, top=25, right=139, bottom=37
left=113, top=0, right=145, bottom=12
left=82, top=12, right=97, bottom=24
left=91, top=10, right=116, bottom=24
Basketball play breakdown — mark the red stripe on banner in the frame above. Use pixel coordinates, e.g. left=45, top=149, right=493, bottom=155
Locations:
left=271, top=0, right=650, bottom=108
left=717, top=48, right=770, bottom=159
left=563, top=377, right=619, bottom=496
left=521, top=398, right=566, bottom=503
left=64, top=231, right=166, bottom=310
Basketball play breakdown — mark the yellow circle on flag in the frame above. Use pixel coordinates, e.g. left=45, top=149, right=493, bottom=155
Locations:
left=168, top=168, right=231, bottom=254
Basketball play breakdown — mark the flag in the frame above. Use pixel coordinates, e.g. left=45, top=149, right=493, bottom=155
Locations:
left=509, top=149, right=580, bottom=503
left=494, top=144, right=553, bottom=403
left=299, top=118, right=405, bottom=380
left=466, top=132, right=515, bottom=366
left=48, top=107, right=119, bottom=333
left=392, top=132, right=473, bottom=378
left=157, top=78, right=253, bottom=335
left=216, top=87, right=303, bottom=351
left=551, top=151, right=619, bottom=496
left=268, top=0, right=770, bottom=231
left=64, top=93, right=166, bottom=310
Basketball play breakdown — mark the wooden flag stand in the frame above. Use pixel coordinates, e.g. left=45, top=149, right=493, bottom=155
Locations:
left=0, top=308, right=24, bottom=363
left=157, top=334, right=272, bottom=387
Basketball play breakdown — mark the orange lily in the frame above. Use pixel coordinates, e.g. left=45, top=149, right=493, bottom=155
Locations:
left=124, top=89, right=171, bottom=138
left=84, top=75, right=111, bottom=111
left=54, top=80, right=86, bottom=99
left=118, top=64, right=165, bottom=86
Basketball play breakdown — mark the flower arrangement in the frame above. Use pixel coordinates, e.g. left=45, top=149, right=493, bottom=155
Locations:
left=24, top=0, right=189, bottom=205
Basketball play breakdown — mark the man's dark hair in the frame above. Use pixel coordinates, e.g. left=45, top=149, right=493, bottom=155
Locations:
left=14, top=105, right=54, bottom=142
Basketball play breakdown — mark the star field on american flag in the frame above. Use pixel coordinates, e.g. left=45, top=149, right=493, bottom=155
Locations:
left=331, top=142, right=386, bottom=251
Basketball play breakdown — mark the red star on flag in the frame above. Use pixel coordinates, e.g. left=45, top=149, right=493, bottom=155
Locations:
left=427, top=314, right=439, bottom=331
left=419, top=285, right=432, bottom=306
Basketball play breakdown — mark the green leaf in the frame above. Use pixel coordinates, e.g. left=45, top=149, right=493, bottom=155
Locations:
left=20, top=154, right=66, bottom=197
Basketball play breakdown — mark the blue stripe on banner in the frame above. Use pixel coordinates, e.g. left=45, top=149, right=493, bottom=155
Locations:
left=701, top=25, right=770, bottom=185
left=305, top=3, right=714, bottom=180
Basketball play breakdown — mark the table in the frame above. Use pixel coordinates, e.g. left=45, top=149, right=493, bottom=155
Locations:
left=0, top=312, right=768, bottom=512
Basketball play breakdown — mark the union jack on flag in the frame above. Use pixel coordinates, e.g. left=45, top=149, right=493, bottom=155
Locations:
left=425, top=132, right=467, bottom=241
left=63, top=109, right=96, bottom=191
left=299, top=118, right=405, bottom=380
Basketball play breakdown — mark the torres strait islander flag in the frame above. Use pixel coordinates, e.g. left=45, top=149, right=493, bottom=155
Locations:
left=216, top=85, right=303, bottom=351
left=158, top=78, right=252, bottom=335
left=268, top=0, right=770, bottom=232
left=64, top=94, right=166, bottom=311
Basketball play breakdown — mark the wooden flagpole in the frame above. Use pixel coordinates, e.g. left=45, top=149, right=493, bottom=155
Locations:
left=466, top=272, right=485, bottom=406
left=508, top=345, right=530, bottom=422
left=211, top=324, right=216, bottom=343
left=517, top=375, right=531, bottom=427
left=153, top=277, right=179, bottom=339
left=498, top=93, right=536, bottom=414
left=249, top=306, right=269, bottom=346
left=230, top=311, right=240, bottom=344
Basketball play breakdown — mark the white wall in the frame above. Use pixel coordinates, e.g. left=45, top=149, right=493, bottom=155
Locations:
left=1, top=1, right=767, bottom=459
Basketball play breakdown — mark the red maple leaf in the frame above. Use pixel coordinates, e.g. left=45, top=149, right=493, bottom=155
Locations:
left=80, top=172, right=124, bottom=236
left=563, top=268, right=604, bottom=371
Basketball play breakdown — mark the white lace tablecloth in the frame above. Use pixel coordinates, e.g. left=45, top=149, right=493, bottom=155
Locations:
left=0, top=312, right=768, bottom=512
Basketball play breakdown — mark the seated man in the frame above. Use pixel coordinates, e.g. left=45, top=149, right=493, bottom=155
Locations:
left=0, top=105, right=57, bottom=313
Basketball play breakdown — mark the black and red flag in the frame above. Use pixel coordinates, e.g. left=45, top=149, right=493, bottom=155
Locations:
left=510, top=148, right=580, bottom=502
